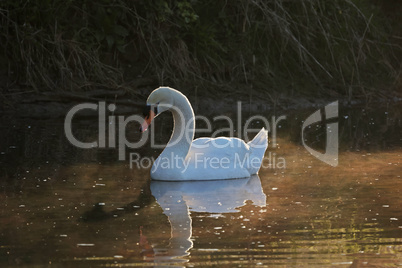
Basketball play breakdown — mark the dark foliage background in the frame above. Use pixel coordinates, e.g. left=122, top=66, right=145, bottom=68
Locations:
left=0, top=0, right=401, bottom=101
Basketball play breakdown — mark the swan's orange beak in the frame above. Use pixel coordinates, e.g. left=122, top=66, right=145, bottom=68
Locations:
left=140, top=109, right=155, bottom=132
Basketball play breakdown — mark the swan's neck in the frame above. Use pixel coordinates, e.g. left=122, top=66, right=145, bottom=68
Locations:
left=161, top=93, right=194, bottom=159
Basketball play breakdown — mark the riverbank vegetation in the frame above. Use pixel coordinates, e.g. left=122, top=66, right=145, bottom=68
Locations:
left=0, top=0, right=401, bottom=103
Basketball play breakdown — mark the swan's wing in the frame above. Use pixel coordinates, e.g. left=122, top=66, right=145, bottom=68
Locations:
left=189, top=137, right=249, bottom=158
left=182, top=137, right=251, bottom=180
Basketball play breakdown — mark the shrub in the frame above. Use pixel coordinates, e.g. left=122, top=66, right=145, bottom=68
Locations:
left=0, top=0, right=400, bottom=99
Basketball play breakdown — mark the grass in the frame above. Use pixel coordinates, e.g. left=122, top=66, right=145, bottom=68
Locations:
left=0, top=0, right=400, bottom=101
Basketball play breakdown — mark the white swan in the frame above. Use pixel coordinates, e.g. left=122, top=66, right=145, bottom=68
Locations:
left=141, top=87, right=268, bottom=181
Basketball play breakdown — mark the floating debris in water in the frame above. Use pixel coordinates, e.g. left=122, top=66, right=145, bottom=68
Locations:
left=77, top=244, right=94, bottom=247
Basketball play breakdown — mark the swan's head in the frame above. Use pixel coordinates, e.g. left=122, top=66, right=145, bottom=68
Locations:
left=140, top=87, right=175, bottom=132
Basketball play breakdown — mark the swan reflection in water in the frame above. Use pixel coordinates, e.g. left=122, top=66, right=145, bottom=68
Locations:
left=141, top=175, right=266, bottom=262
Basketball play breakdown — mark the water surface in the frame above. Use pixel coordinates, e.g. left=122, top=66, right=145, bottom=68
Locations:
left=0, top=103, right=401, bottom=267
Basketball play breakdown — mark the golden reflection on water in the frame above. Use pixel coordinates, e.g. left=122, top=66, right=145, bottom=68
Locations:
left=0, top=138, right=400, bottom=267
left=0, top=105, right=401, bottom=267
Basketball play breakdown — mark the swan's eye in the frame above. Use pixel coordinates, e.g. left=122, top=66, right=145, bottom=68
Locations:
left=142, top=105, right=151, bottom=119
left=142, top=104, right=158, bottom=119
left=153, top=103, right=159, bottom=115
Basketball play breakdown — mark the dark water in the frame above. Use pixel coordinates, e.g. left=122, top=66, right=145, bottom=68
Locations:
left=0, top=103, right=401, bottom=267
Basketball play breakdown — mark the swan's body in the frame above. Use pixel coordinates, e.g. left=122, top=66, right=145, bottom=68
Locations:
left=141, top=87, right=268, bottom=181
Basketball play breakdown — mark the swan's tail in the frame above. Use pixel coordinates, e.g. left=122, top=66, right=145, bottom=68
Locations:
left=247, top=128, right=268, bottom=174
